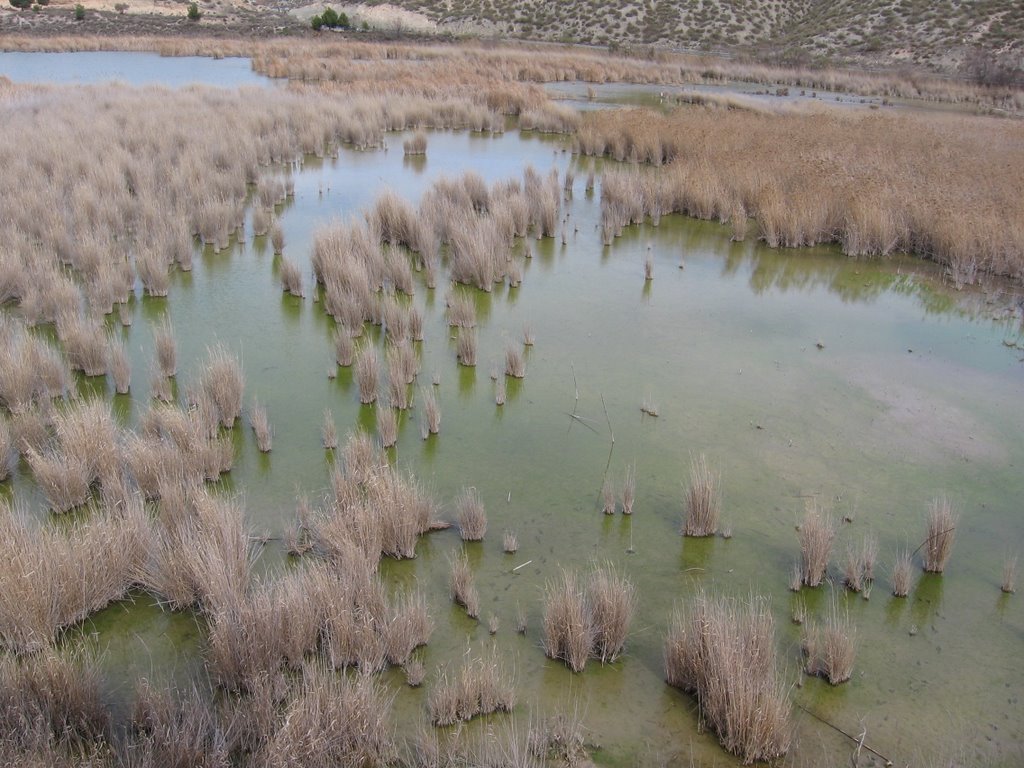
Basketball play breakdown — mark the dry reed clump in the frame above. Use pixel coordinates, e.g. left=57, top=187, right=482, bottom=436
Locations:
left=922, top=496, right=958, bottom=573
left=261, top=663, right=397, bottom=768
left=377, top=406, right=399, bottom=449
left=798, top=502, right=836, bottom=587
left=891, top=548, right=913, bottom=597
left=505, top=343, right=526, bottom=378
left=0, top=497, right=148, bottom=654
left=0, top=320, right=69, bottom=414
left=842, top=533, right=878, bottom=593
left=0, top=649, right=110, bottom=757
left=664, top=592, right=791, bottom=764
left=503, top=530, right=519, bottom=554
left=25, top=399, right=122, bottom=512
left=455, top=487, right=487, bottom=541
left=322, top=408, right=338, bottom=449
left=333, top=328, right=355, bottom=367
left=356, top=346, right=380, bottom=404
left=601, top=479, right=616, bottom=515
left=154, top=318, right=177, bottom=378
left=682, top=454, right=720, bottom=536
left=421, top=387, right=441, bottom=435
left=280, top=257, right=305, bottom=298
left=542, top=564, right=636, bottom=671
left=1002, top=556, right=1018, bottom=594
left=583, top=107, right=1024, bottom=282
left=621, top=463, right=636, bottom=515
left=803, top=599, right=857, bottom=685
left=313, top=432, right=437, bottom=562
left=57, top=314, right=108, bottom=378
left=403, top=131, right=428, bottom=156
left=271, top=222, right=285, bottom=255
left=428, top=651, right=516, bottom=726
left=249, top=398, right=272, bottom=452
left=107, top=335, right=132, bottom=395
left=446, top=291, right=477, bottom=328
left=196, top=345, right=245, bottom=429
left=457, top=328, right=477, bottom=367
left=495, top=378, right=506, bottom=406
left=449, top=551, right=480, bottom=619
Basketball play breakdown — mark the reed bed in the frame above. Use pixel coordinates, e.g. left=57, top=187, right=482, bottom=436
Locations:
left=449, top=551, right=480, bottom=619
left=683, top=454, right=720, bottom=536
left=601, top=479, right=616, bottom=515
left=107, top=335, right=131, bottom=394
left=422, top=387, right=441, bottom=435
left=505, top=343, right=526, bottom=378
left=0, top=319, right=69, bottom=414
left=280, top=257, right=304, bottom=298
left=322, top=408, right=338, bottom=449
left=585, top=107, right=1024, bottom=282
left=842, top=533, right=878, bottom=593
left=248, top=398, right=272, bottom=452
left=196, top=345, right=244, bottom=429
left=154, top=318, right=177, bottom=379
left=542, top=564, right=636, bottom=671
left=0, top=415, right=12, bottom=481
left=1003, top=556, right=1018, bottom=594
left=503, top=530, right=519, bottom=554
left=403, top=131, right=428, bottom=156
left=892, top=548, right=914, bottom=597
left=356, top=346, right=380, bottom=404
left=428, top=651, right=516, bottom=726
left=803, top=599, right=857, bottom=685
left=457, top=328, right=478, bottom=367
left=455, top=486, right=487, bottom=541
left=446, top=292, right=477, bottom=328
left=664, top=592, right=791, bottom=763
left=377, top=406, right=398, bottom=449
left=0, top=498, right=148, bottom=654
left=798, top=502, right=835, bottom=587
left=923, top=496, right=958, bottom=572
left=621, top=463, right=636, bottom=515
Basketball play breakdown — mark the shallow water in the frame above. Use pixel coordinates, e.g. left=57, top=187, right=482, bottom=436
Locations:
left=0, top=51, right=269, bottom=87
left=4, top=74, right=1024, bottom=767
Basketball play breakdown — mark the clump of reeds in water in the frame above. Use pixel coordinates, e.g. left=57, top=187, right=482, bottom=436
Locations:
left=798, top=502, right=835, bottom=587
left=154, top=317, right=177, bottom=378
left=403, top=131, right=428, bottom=156
left=457, top=328, right=477, bottom=367
left=271, top=222, right=284, bottom=255
left=621, top=463, right=636, bottom=515
left=428, top=651, right=516, bottom=726
left=248, top=398, right=272, bottom=452
left=891, top=548, right=913, bottom=597
left=280, top=257, right=304, bottom=297
left=682, top=454, right=719, bottom=536
left=522, top=323, right=534, bottom=346
left=644, top=256, right=653, bottom=281
left=422, top=388, right=440, bottom=435
left=504, top=343, right=526, bottom=378
left=494, top=378, right=506, bottom=406
left=449, top=551, right=480, bottom=619
left=0, top=416, right=13, bottom=482
left=1003, top=555, right=1018, bottom=594
left=601, top=478, right=616, bottom=515
left=842, top=533, right=878, bottom=594
left=356, top=346, right=379, bottom=404
left=663, top=592, right=791, bottom=763
left=322, top=408, right=338, bottom=449
left=922, top=496, right=957, bottom=573
left=542, top=564, right=636, bottom=672
left=803, top=598, right=857, bottom=685
left=542, top=570, right=592, bottom=673
left=197, top=345, right=244, bottom=428
left=377, top=406, right=398, bottom=449
left=455, top=487, right=487, bottom=541
left=107, top=335, right=131, bottom=394
left=446, top=292, right=477, bottom=328
left=333, top=328, right=355, bottom=367
left=503, top=530, right=518, bottom=554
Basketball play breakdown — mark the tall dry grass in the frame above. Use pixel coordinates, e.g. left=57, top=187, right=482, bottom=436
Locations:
left=664, top=592, right=791, bottom=764
left=585, top=107, right=1024, bottom=282
left=428, top=651, right=516, bottom=726
left=449, top=551, right=480, bottom=619
left=0, top=497, right=148, bottom=654
left=798, top=502, right=835, bottom=587
left=455, top=486, right=487, bottom=541
left=803, top=598, right=857, bottom=685
left=195, top=345, right=244, bottom=429
left=683, top=454, right=720, bottom=536
left=922, top=496, right=958, bottom=572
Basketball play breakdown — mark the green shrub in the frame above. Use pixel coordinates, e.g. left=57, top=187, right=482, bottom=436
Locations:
left=321, top=7, right=338, bottom=27
left=73, top=3, right=85, bottom=19
left=311, top=13, right=323, bottom=30
left=9, top=0, right=33, bottom=8
left=186, top=1, right=201, bottom=20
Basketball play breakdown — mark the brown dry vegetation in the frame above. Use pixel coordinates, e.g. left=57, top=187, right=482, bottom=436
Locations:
left=428, top=650, right=516, bottom=726
left=664, top=592, right=791, bottom=764
left=585, top=107, right=1024, bottom=283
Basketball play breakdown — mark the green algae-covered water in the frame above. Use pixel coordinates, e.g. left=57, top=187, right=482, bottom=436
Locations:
left=2, top=58, right=1023, bottom=768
